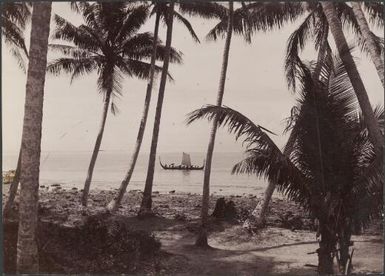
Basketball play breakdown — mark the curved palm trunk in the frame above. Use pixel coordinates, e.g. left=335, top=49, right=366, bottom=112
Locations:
left=3, top=148, right=21, bottom=217
left=351, top=2, right=384, bottom=87
left=245, top=30, right=330, bottom=230
left=321, top=1, right=383, bottom=156
left=139, top=2, right=175, bottom=216
left=195, top=1, right=233, bottom=247
left=81, top=91, right=111, bottom=206
left=16, top=2, right=51, bottom=272
left=107, top=11, right=161, bottom=213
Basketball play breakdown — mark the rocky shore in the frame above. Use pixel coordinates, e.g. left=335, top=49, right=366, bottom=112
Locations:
left=3, top=185, right=383, bottom=274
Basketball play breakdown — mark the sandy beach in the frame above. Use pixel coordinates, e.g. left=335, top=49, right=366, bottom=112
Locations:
left=3, top=185, right=383, bottom=274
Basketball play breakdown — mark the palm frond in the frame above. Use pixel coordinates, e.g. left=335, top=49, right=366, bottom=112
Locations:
left=285, top=11, right=316, bottom=92
left=363, top=1, right=384, bottom=27
left=2, top=2, right=31, bottom=28
left=117, top=58, right=174, bottom=81
left=232, top=149, right=311, bottom=209
left=178, top=2, right=227, bottom=20
left=115, top=4, right=149, bottom=43
left=356, top=32, right=384, bottom=61
left=49, top=44, right=95, bottom=58
left=334, top=3, right=362, bottom=36
left=47, top=57, right=100, bottom=83
left=121, top=32, right=183, bottom=64
left=245, top=2, right=304, bottom=31
left=53, top=14, right=102, bottom=52
left=187, top=104, right=312, bottom=208
left=8, top=44, right=27, bottom=73
left=2, top=16, right=29, bottom=57
left=173, top=11, right=200, bottom=43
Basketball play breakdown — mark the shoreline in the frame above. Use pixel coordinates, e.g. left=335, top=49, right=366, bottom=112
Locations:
left=3, top=186, right=383, bottom=274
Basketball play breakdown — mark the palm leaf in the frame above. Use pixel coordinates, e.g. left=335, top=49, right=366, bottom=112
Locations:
left=186, top=104, right=312, bottom=209
left=363, top=1, right=384, bottom=27
left=173, top=11, right=200, bottom=43
left=53, top=14, right=102, bottom=52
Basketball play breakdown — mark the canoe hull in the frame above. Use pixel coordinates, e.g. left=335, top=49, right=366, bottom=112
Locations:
left=159, top=158, right=204, bottom=170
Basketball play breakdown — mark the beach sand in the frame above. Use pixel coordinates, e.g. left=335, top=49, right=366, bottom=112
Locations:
left=3, top=185, right=383, bottom=274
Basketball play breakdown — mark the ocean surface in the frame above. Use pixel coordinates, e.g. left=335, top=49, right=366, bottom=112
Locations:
left=2, top=151, right=267, bottom=196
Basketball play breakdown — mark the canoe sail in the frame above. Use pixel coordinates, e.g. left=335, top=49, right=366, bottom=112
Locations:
left=181, top=152, right=192, bottom=167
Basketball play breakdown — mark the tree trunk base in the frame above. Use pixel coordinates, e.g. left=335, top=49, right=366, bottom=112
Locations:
left=195, top=227, right=210, bottom=248
left=137, top=208, right=156, bottom=219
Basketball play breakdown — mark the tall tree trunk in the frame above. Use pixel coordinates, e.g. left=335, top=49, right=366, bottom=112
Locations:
left=107, top=11, right=161, bottom=213
left=317, top=221, right=336, bottom=274
left=139, top=2, right=175, bottom=216
left=321, top=1, right=383, bottom=156
left=245, top=30, right=330, bottom=230
left=3, top=148, right=22, bottom=218
left=195, top=1, right=233, bottom=247
left=81, top=90, right=112, bottom=206
left=337, top=219, right=353, bottom=274
left=16, top=2, right=51, bottom=272
left=351, top=2, right=384, bottom=87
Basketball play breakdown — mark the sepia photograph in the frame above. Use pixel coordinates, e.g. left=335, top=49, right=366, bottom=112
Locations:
left=2, top=1, right=384, bottom=274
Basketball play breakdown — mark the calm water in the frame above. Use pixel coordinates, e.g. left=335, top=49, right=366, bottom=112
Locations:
left=2, top=151, right=267, bottom=196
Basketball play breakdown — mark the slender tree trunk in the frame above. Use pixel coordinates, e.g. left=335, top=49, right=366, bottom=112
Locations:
left=338, top=220, right=353, bottom=273
left=195, top=1, right=233, bottom=247
left=107, top=11, right=161, bottom=213
left=351, top=2, right=384, bottom=87
left=3, top=148, right=21, bottom=218
left=16, top=2, right=51, bottom=272
left=81, top=90, right=112, bottom=206
left=139, top=2, right=175, bottom=216
left=321, top=1, right=383, bottom=156
left=245, top=30, right=330, bottom=230
left=317, top=222, right=336, bottom=274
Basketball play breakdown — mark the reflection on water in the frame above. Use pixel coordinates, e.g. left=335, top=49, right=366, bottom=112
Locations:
left=182, top=170, right=190, bottom=177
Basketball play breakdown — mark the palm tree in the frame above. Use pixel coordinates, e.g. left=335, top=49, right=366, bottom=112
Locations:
left=47, top=2, right=182, bottom=206
left=2, top=2, right=31, bottom=218
left=256, top=2, right=385, bottom=229
left=139, top=1, right=178, bottom=216
left=108, top=2, right=199, bottom=213
left=138, top=1, right=304, bottom=218
left=320, top=2, right=383, bottom=156
left=187, top=56, right=383, bottom=273
left=285, top=2, right=383, bottom=92
left=16, top=2, right=52, bottom=272
left=180, top=1, right=303, bottom=246
left=3, top=150, right=21, bottom=217
left=1, top=2, right=31, bottom=70
left=351, top=2, right=384, bottom=87
left=197, top=1, right=233, bottom=247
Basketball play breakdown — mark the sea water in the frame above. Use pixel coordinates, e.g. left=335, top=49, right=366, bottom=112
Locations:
left=2, top=151, right=267, bottom=196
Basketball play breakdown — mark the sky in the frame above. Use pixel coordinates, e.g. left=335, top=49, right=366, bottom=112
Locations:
left=2, top=2, right=384, bottom=155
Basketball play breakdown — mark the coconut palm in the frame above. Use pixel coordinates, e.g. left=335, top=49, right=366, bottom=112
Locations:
left=108, top=2, right=199, bottom=213
left=285, top=2, right=383, bottom=93
left=320, top=2, right=383, bottom=156
left=2, top=2, right=32, bottom=218
left=254, top=2, right=385, bottom=229
left=47, top=2, right=182, bottom=206
left=180, top=1, right=303, bottom=246
left=16, top=2, right=52, bottom=272
left=1, top=2, right=31, bottom=71
left=138, top=1, right=304, bottom=219
left=187, top=56, right=383, bottom=273
left=351, top=2, right=384, bottom=87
